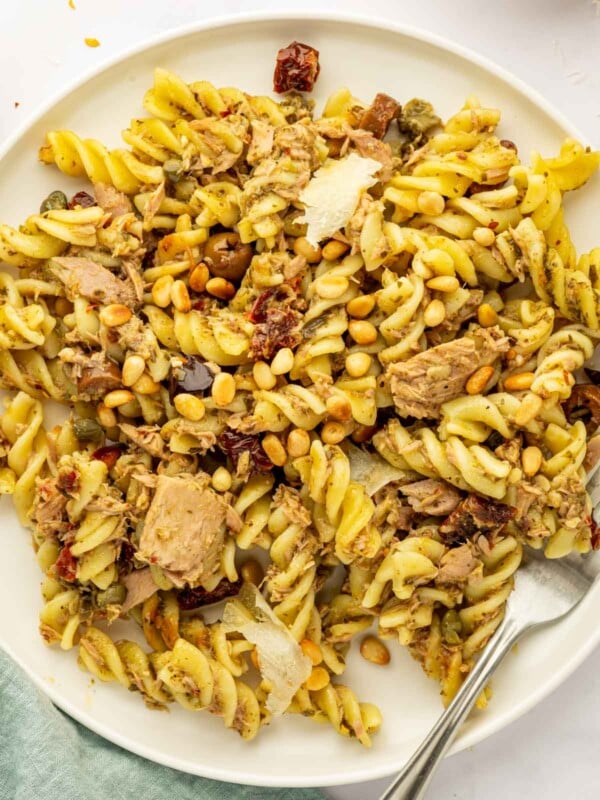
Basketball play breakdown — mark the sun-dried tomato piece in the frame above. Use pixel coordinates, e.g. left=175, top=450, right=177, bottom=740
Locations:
left=68, top=190, right=96, bottom=209
left=592, top=519, right=600, bottom=550
left=177, top=578, right=242, bottom=610
left=248, top=288, right=277, bottom=324
left=274, top=41, right=320, bottom=93
left=359, top=93, right=401, bottom=140
left=54, top=545, right=77, bottom=582
left=250, top=306, right=302, bottom=361
left=57, top=469, right=79, bottom=493
left=92, top=444, right=125, bottom=470
left=563, top=384, right=600, bottom=435
left=218, top=429, right=273, bottom=474
left=440, top=494, right=515, bottom=545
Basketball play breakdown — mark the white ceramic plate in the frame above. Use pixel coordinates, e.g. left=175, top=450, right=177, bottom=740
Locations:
left=1, top=11, right=599, bottom=788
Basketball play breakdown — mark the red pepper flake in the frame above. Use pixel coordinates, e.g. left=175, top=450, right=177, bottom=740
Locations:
left=273, top=41, right=320, bottom=93
left=218, top=429, right=273, bottom=474
left=57, top=469, right=79, bottom=493
left=92, top=444, right=124, bottom=470
left=488, top=220, right=499, bottom=230
left=68, top=190, right=96, bottom=209
left=54, top=545, right=77, bottom=582
left=220, top=109, right=232, bottom=118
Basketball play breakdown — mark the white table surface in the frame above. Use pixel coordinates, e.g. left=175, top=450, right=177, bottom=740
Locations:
left=1, top=1, right=599, bottom=797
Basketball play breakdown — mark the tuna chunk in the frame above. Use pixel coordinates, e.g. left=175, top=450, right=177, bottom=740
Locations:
left=138, top=474, right=228, bottom=587
left=49, top=257, right=138, bottom=307
left=121, top=568, right=158, bottom=614
left=401, top=478, right=462, bottom=515
left=436, top=544, right=480, bottom=583
left=387, top=326, right=509, bottom=419
left=439, top=494, right=515, bottom=545
left=428, top=290, right=484, bottom=345
left=119, top=423, right=169, bottom=459
left=94, top=182, right=133, bottom=219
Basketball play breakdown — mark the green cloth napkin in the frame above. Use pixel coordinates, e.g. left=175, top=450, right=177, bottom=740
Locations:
left=0, top=648, right=325, bottom=800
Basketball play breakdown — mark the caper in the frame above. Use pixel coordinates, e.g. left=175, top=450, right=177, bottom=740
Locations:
left=204, top=231, right=253, bottom=282
left=163, top=158, right=184, bottom=184
left=283, top=212, right=308, bottom=238
left=96, top=583, right=127, bottom=607
left=441, top=609, right=463, bottom=645
left=72, top=417, right=103, bottom=441
left=40, top=190, right=68, bottom=214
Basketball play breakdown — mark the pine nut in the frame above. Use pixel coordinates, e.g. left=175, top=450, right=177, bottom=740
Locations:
left=211, top=372, right=236, bottom=406
left=321, top=421, right=346, bottom=445
left=206, top=277, right=235, bottom=300
left=326, top=394, right=352, bottom=421
left=514, top=392, right=543, bottom=426
left=132, top=373, right=161, bottom=395
left=55, top=298, right=74, bottom=317
left=305, top=666, right=330, bottom=691
left=504, top=372, right=535, bottom=392
left=417, top=191, right=445, bottom=216
left=212, top=466, right=233, bottom=492
left=174, top=392, right=206, bottom=421
left=466, top=365, right=495, bottom=395
left=322, top=240, right=349, bottom=261
left=170, top=280, right=191, bottom=312
left=253, top=361, right=277, bottom=390
left=423, top=299, right=446, bottom=328
left=473, top=226, right=496, bottom=247
left=346, top=295, right=375, bottom=319
left=99, top=303, right=132, bottom=327
left=314, top=275, right=349, bottom=299
left=293, top=236, right=322, bottom=263
left=151, top=275, right=174, bottom=308
left=360, top=635, right=390, bottom=666
left=477, top=303, right=499, bottom=327
left=426, top=275, right=460, bottom=293
left=262, top=433, right=287, bottom=466
left=348, top=320, right=378, bottom=345
left=286, top=428, right=311, bottom=458
left=345, top=352, right=372, bottom=377
left=189, top=263, right=210, bottom=292
left=271, top=347, right=294, bottom=376
left=508, top=467, right=523, bottom=484
left=300, top=639, right=323, bottom=666
left=122, top=355, right=146, bottom=387
left=522, top=446, right=543, bottom=477
left=422, top=248, right=454, bottom=275
left=104, top=390, right=135, bottom=409
left=97, top=403, right=117, bottom=428
left=240, top=558, right=264, bottom=586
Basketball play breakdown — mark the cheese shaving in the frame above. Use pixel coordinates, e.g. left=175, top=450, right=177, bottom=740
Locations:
left=298, top=153, right=381, bottom=246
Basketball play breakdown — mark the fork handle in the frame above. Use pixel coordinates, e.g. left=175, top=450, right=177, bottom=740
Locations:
left=379, top=614, right=523, bottom=800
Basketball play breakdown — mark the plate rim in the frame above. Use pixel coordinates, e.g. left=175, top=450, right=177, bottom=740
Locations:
left=0, top=9, right=597, bottom=787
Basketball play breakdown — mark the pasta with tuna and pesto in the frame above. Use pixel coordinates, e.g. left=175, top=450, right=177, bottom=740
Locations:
left=1, top=42, right=600, bottom=744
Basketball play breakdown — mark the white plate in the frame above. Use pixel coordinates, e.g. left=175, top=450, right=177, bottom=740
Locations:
left=1, top=11, right=599, bottom=788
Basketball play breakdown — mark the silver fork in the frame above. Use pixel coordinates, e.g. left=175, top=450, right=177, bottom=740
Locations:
left=377, top=462, right=600, bottom=800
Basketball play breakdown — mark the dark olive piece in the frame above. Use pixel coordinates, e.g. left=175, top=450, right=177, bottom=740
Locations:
left=204, top=231, right=253, bottom=282
left=169, top=356, right=215, bottom=399
left=40, top=190, right=68, bottom=214
left=163, top=159, right=184, bottom=184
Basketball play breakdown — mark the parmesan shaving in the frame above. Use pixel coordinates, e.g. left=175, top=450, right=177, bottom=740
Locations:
left=298, top=153, right=381, bottom=245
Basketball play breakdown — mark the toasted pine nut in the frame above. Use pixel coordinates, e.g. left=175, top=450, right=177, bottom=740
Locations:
left=286, top=428, right=311, bottom=458
left=314, top=275, right=349, bottom=299
left=212, top=466, right=233, bottom=492
left=322, top=240, right=349, bottom=261
left=422, top=248, right=454, bottom=275
left=99, top=304, right=132, bottom=327
left=262, top=433, right=287, bottom=466
left=426, top=275, right=460, bottom=293
left=522, top=446, right=543, bottom=477
left=348, top=320, right=378, bottom=345
left=189, top=263, right=210, bottom=292
left=104, top=390, right=135, bottom=409
left=504, top=372, right=535, bottom=392
left=326, top=394, right=352, bottom=421
left=293, top=236, right=322, bottom=263
left=473, top=226, right=496, bottom=247
left=55, top=298, right=74, bottom=317
left=174, top=393, right=206, bottom=421
left=132, top=373, right=161, bottom=395
left=171, top=280, right=191, bottom=313
left=240, top=558, right=264, bottom=586
left=122, top=354, right=146, bottom=387
left=345, top=352, right=372, bottom=378
left=151, top=275, right=174, bottom=308
left=97, top=403, right=117, bottom=428
left=206, top=277, right=235, bottom=300
left=417, top=191, right=445, bottom=216
left=514, top=392, right=543, bottom=426
left=321, top=421, right=346, bottom=445
left=271, top=347, right=294, bottom=375
left=508, top=467, right=523, bottom=484
left=423, top=299, right=446, bottom=328
left=360, top=635, right=391, bottom=666
left=466, top=365, right=495, bottom=395
left=346, top=295, right=376, bottom=319
left=477, top=303, right=499, bottom=327
left=300, top=639, right=323, bottom=666
left=253, top=361, right=277, bottom=390
left=211, top=372, right=236, bottom=406
left=305, top=666, right=330, bottom=691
